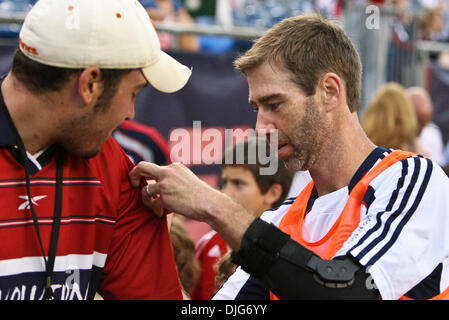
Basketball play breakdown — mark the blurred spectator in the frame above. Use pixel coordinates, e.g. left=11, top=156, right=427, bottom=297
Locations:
left=140, top=0, right=168, bottom=20
left=191, top=137, right=293, bottom=300
left=181, top=0, right=237, bottom=27
left=444, top=141, right=449, bottom=164
left=158, top=0, right=343, bottom=54
left=314, top=0, right=340, bottom=18
left=406, top=86, right=445, bottom=165
left=428, top=54, right=449, bottom=147
left=418, top=5, right=449, bottom=78
left=182, top=0, right=339, bottom=29
left=169, top=215, right=202, bottom=299
left=141, top=0, right=200, bottom=52
left=0, top=0, right=35, bottom=12
left=180, top=0, right=236, bottom=54
left=182, top=0, right=216, bottom=19
left=386, top=0, right=416, bottom=84
left=0, top=0, right=35, bottom=38
left=437, top=51, right=449, bottom=67
left=361, top=82, right=428, bottom=155
left=418, top=0, right=444, bottom=8
left=214, top=250, right=236, bottom=293
left=229, top=0, right=333, bottom=28
left=419, top=6, right=447, bottom=41
left=192, top=227, right=229, bottom=300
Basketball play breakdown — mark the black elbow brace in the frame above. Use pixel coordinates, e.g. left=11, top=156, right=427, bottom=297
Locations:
left=231, top=218, right=362, bottom=289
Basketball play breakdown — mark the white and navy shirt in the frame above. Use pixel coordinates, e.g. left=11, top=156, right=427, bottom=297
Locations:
left=214, top=147, right=449, bottom=300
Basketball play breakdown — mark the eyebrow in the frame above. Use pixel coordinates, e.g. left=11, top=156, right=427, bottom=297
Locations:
left=249, top=93, right=284, bottom=106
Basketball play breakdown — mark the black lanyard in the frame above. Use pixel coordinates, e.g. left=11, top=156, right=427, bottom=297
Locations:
left=3, top=105, right=63, bottom=300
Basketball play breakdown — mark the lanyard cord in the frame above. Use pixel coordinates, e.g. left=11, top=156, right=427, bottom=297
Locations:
left=3, top=105, right=63, bottom=300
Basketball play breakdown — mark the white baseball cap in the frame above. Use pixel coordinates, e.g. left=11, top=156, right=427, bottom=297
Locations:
left=18, top=0, right=192, bottom=93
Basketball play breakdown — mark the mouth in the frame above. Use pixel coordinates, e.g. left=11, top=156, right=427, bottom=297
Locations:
left=277, top=142, right=288, bottom=151
left=277, top=142, right=291, bottom=159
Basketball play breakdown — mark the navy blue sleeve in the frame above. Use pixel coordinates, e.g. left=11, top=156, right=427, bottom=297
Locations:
left=235, top=276, right=270, bottom=300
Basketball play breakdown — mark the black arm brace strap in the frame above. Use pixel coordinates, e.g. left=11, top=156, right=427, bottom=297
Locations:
left=231, top=218, right=380, bottom=299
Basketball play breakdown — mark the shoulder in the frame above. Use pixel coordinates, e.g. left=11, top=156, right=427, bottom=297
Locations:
left=82, top=137, right=137, bottom=203
left=342, top=155, right=449, bottom=260
left=90, top=137, right=134, bottom=171
left=370, top=155, right=449, bottom=202
left=365, top=155, right=449, bottom=231
left=341, top=156, right=449, bottom=299
left=260, top=197, right=296, bottom=227
left=96, top=136, right=128, bottom=157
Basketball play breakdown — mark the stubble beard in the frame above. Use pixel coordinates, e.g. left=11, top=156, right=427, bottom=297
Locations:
left=283, top=98, right=327, bottom=172
left=57, top=100, right=112, bottom=159
left=58, top=118, right=104, bottom=159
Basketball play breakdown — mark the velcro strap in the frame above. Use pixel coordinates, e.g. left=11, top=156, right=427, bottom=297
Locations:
left=231, top=218, right=290, bottom=279
left=278, top=239, right=319, bottom=269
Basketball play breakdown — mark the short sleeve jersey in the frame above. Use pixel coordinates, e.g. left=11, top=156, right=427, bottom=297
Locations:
left=214, top=147, right=449, bottom=300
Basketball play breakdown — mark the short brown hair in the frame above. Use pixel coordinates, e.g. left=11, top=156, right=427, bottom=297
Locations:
left=214, top=251, right=236, bottom=293
left=11, top=49, right=132, bottom=110
left=234, top=14, right=362, bottom=112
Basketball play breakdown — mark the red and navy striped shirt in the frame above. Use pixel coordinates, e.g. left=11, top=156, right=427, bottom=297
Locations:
left=0, top=87, right=182, bottom=300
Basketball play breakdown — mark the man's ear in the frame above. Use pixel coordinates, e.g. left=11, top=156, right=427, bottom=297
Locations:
left=264, top=183, right=283, bottom=208
left=319, top=72, right=342, bottom=112
left=78, top=67, right=103, bottom=106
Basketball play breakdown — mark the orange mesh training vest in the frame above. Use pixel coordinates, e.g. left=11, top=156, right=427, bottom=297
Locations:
left=270, top=150, right=449, bottom=300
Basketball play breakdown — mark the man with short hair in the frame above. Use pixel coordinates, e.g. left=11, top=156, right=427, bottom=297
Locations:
left=0, top=0, right=191, bottom=300
left=130, top=14, right=449, bottom=300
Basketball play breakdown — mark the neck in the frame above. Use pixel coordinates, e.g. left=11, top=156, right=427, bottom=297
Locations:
left=1, top=73, right=64, bottom=154
left=309, top=111, right=376, bottom=197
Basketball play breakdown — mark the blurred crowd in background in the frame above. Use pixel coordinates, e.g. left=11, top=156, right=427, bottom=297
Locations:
left=1, top=0, right=449, bottom=52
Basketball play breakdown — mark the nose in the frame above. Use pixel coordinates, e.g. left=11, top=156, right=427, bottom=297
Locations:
left=126, top=104, right=135, bottom=121
left=255, top=110, right=276, bottom=138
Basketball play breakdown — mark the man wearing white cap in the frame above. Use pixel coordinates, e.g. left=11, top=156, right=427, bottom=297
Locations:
left=0, top=0, right=191, bottom=299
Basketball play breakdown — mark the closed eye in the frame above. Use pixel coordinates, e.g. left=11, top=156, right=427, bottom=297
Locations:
left=267, top=102, right=281, bottom=110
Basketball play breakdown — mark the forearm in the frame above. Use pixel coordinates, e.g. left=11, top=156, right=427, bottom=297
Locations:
left=202, top=189, right=255, bottom=252
left=231, top=218, right=380, bottom=300
left=264, top=256, right=379, bottom=299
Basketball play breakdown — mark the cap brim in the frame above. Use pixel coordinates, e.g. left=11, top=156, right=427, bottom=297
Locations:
left=142, top=51, right=192, bottom=93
